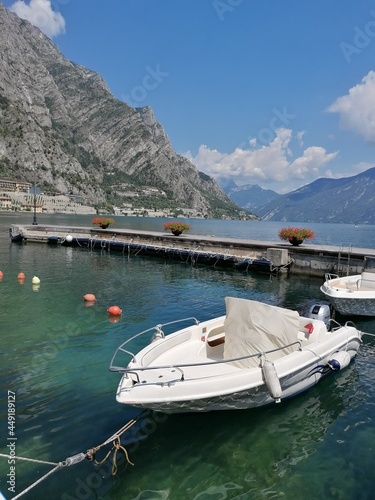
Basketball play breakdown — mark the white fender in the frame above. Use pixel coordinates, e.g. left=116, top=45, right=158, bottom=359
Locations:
left=328, top=351, right=351, bottom=371
left=122, top=376, right=134, bottom=388
left=262, top=360, right=282, bottom=403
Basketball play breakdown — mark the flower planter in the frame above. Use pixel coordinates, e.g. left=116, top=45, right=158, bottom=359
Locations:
left=288, top=237, right=304, bottom=246
left=278, top=227, right=315, bottom=245
left=92, top=217, right=115, bottom=229
left=163, top=221, right=191, bottom=235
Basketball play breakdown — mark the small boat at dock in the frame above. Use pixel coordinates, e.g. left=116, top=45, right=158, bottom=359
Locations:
left=110, top=297, right=362, bottom=413
left=9, top=226, right=24, bottom=242
left=320, top=270, right=375, bottom=316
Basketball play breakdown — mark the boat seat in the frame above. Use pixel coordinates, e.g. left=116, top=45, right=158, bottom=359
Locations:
left=206, top=326, right=225, bottom=347
left=298, top=320, right=326, bottom=343
left=359, top=272, right=375, bottom=289
left=205, top=326, right=226, bottom=360
left=345, top=280, right=359, bottom=289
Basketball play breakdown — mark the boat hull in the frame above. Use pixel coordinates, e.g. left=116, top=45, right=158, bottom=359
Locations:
left=117, top=353, right=355, bottom=414
left=320, top=272, right=375, bottom=316
left=322, top=294, right=375, bottom=316
left=113, top=311, right=361, bottom=413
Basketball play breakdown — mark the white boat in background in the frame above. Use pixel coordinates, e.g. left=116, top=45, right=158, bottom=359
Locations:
left=320, top=271, right=375, bottom=316
left=109, top=297, right=362, bottom=413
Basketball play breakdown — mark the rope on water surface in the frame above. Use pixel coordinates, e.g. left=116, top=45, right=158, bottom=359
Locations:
left=86, top=413, right=142, bottom=472
left=0, top=453, right=61, bottom=466
left=7, top=462, right=65, bottom=500
left=0, top=411, right=146, bottom=498
left=93, top=435, right=134, bottom=475
left=0, top=453, right=85, bottom=499
left=362, top=331, right=375, bottom=338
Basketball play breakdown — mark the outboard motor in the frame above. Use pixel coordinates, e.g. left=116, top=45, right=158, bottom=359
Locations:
left=306, top=303, right=331, bottom=328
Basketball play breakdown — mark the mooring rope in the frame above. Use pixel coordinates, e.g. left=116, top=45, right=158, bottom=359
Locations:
left=269, top=259, right=294, bottom=273
left=0, top=411, right=146, bottom=499
left=93, top=435, right=134, bottom=475
left=10, top=463, right=64, bottom=500
left=74, top=237, right=84, bottom=247
left=0, top=454, right=61, bottom=466
left=362, top=331, right=375, bottom=338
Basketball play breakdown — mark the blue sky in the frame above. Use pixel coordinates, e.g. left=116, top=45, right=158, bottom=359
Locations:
left=4, top=0, right=375, bottom=193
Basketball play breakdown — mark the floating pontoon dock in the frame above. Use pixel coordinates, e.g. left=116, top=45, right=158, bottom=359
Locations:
left=9, top=223, right=375, bottom=276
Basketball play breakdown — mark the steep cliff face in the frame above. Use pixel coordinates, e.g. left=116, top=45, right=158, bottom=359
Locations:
left=0, top=4, right=240, bottom=217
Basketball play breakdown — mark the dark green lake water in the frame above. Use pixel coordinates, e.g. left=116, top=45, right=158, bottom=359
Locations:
left=1, top=214, right=375, bottom=499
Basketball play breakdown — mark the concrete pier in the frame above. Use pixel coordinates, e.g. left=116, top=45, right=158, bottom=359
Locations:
left=9, top=223, right=375, bottom=277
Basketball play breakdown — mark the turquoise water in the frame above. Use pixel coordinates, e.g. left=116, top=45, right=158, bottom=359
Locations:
left=1, top=214, right=375, bottom=499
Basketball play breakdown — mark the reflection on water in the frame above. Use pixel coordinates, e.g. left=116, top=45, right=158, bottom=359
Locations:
left=107, top=364, right=359, bottom=500
left=0, top=214, right=374, bottom=499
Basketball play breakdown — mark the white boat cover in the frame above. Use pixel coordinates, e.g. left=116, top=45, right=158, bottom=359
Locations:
left=223, top=297, right=300, bottom=368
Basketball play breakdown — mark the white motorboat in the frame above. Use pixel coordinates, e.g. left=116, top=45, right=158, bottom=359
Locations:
left=320, top=271, right=375, bottom=316
left=109, top=297, right=362, bottom=413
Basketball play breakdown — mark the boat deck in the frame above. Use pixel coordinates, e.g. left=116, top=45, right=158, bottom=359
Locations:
left=135, top=340, right=239, bottom=384
left=329, top=275, right=375, bottom=292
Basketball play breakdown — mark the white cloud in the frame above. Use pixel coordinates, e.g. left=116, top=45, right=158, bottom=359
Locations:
left=289, top=146, right=337, bottom=178
left=296, top=130, right=305, bottom=146
left=186, top=129, right=338, bottom=192
left=327, top=70, right=375, bottom=142
left=10, top=0, right=66, bottom=38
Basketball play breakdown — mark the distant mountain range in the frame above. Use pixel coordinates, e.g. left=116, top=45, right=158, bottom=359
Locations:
left=221, top=167, right=375, bottom=224
left=220, top=179, right=280, bottom=213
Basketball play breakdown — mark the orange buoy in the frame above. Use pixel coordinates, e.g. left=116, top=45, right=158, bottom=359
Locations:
left=0, top=270, right=3, bottom=279
left=18, top=272, right=25, bottom=279
left=107, top=305, right=122, bottom=316
left=83, top=293, right=96, bottom=302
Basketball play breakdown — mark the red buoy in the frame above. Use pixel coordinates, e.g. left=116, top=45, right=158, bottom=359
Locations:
left=0, top=270, right=3, bottom=279
left=83, top=293, right=96, bottom=302
left=107, top=305, right=122, bottom=316
left=18, top=272, right=25, bottom=279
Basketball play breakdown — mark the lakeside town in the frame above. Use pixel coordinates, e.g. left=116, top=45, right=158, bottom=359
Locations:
left=0, top=178, right=222, bottom=219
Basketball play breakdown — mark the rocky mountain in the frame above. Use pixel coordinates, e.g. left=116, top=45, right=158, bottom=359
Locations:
left=0, top=4, right=241, bottom=218
left=220, top=180, right=281, bottom=213
left=257, top=167, right=375, bottom=224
